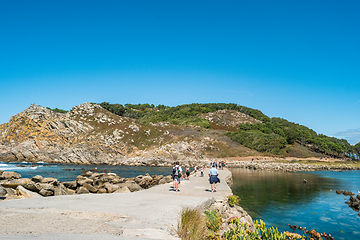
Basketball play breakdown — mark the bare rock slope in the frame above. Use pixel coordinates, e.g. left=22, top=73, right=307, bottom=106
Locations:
left=0, top=103, right=259, bottom=165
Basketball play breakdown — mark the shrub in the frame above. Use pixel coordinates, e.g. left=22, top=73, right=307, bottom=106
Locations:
left=204, top=208, right=222, bottom=233
left=223, top=219, right=288, bottom=240
left=228, top=195, right=241, bottom=207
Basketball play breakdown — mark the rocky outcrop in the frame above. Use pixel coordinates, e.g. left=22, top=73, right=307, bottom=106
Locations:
left=0, top=103, right=259, bottom=166
left=199, top=109, right=261, bottom=130
left=337, top=189, right=360, bottom=216
left=227, top=161, right=360, bottom=172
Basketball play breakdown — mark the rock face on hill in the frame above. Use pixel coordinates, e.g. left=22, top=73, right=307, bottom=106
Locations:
left=0, top=103, right=259, bottom=166
left=199, top=109, right=261, bottom=130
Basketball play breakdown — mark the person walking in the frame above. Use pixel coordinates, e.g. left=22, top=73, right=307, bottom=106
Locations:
left=194, top=165, right=197, bottom=177
left=172, top=161, right=183, bottom=192
left=209, top=163, right=220, bottom=192
left=185, top=167, right=190, bottom=180
left=200, top=166, right=204, bottom=177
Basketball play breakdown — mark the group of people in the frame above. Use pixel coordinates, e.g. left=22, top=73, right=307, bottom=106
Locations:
left=171, top=162, right=221, bottom=192
left=210, top=161, right=225, bottom=170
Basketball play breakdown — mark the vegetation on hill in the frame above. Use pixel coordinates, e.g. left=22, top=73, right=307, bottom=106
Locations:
left=100, top=102, right=359, bottom=159
left=226, top=118, right=358, bottom=159
left=46, top=107, right=69, bottom=113
left=100, top=102, right=267, bottom=129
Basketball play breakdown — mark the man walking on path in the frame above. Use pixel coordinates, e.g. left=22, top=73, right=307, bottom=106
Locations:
left=209, top=164, right=220, bottom=192
left=172, top=161, right=183, bottom=192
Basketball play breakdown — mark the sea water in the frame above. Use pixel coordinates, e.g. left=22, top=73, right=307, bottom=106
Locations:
left=0, top=162, right=172, bottom=181
left=231, top=168, right=360, bottom=240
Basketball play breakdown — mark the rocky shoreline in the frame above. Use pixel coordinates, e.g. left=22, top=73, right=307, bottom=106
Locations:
left=226, top=160, right=360, bottom=172
left=336, top=189, right=360, bottom=217
left=0, top=169, right=173, bottom=200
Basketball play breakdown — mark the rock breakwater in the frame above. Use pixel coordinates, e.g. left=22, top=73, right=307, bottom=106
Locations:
left=0, top=169, right=173, bottom=200
left=226, top=161, right=360, bottom=172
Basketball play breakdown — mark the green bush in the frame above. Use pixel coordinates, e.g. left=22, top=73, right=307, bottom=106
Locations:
left=223, top=219, right=289, bottom=240
left=204, top=208, right=222, bottom=233
left=228, top=195, right=241, bottom=207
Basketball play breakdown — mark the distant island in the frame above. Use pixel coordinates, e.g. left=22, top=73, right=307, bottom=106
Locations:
left=0, top=102, right=359, bottom=165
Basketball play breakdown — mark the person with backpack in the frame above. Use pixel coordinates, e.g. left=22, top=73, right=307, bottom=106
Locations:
left=172, top=161, right=183, bottom=192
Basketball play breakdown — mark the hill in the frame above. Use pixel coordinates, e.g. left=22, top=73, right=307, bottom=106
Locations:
left=0, top=102, right=358, bottom=166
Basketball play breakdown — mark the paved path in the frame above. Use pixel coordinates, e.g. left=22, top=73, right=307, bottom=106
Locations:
left=0, top=168, right=233, bottom=240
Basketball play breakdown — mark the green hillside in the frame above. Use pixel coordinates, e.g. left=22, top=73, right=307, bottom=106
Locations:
left=99, top=102, right=360, bottom=159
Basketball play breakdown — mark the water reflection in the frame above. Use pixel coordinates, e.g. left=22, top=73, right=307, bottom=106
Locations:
left=230, top=168, right=360, bottom=240
left=231, top=168, right=340, bottom=218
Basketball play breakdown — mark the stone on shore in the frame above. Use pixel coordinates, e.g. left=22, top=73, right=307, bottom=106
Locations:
left=117, top=181, right=141, bottom=192
left=63, top=181, right=77, bottom=190
left=0, top=186, right=7, bottom=197
left=31, top=175, right=44, bottom=183
left=76, top=186, right=90, bottom=194
left=54, top=184, right=72, bottom=196
left=16, top=186, right=42, bottom=198
left=83, top=183, right=98, bottom=193
left=1, top=178, right=32, bottom=189
left=1, top=171, right=21, bottom=180
left=114, top=186, right=131, bottom=193
left=104, top=182, right=119, bottom=193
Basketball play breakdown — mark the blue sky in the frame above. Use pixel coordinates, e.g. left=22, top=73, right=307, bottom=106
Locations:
left=1, top=1, right=359, bottom=144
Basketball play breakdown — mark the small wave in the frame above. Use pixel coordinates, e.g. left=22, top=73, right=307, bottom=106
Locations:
left=29, top=166, right=38, bottom=170
left=0, top=163, right=9, bottom=167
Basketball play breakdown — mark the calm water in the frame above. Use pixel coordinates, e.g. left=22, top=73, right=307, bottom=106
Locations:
left=0, top=162, right=172, bottom=181
left=231, top=168, right=360, bottom=240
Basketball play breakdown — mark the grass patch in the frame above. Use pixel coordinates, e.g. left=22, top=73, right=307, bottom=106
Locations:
left=178, top=207, right=207, bottom=240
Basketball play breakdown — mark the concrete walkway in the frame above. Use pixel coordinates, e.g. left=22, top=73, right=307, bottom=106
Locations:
left=0, top=168, right=233, bottom=240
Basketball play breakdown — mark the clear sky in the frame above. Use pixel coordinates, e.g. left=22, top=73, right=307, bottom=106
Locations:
left=1, top=1, right=359, bottom=144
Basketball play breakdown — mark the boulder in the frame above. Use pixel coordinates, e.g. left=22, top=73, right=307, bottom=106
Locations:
left=82, top=171, right=93, bottom=177
left=1, top=178, right=32, bottom=189
left=42, top=177, right=58, bottom=184
left=2, top=171, right=21, bottom=180
left=0, top=170, right=3, bottom=175
left=63, top=181, right=77, bottom=190
left=336, top=189, right=343, bottom=194
left=40, top=183, right=55, bottom=192
left=76, top=176, right=92, bottom=186
left=116, top=181, right=141, bottom=192
left=89, top=173, right=101, bottom=179
left=152, top=175, right=164, bottom=183
left=16, top=186, right=42, bottom=198
left=4, top=187, right=15, bottom=196
left=97, top=188, right=107, bottom=194
left=158, top=178, right=168, bottom=185
left=139, top=176, right=153, bottom=189
left=110, top=176, right=123, bottom=184
left=104, top=182, right=119, bottom=193
left=83, top=183, right=98, bottom=193
left=76, top=186, right=90, bottom=194
left=23, top=181, right=42, bottom=192
left=31, top=175, right=43, bottom=183
left=357, top=194, right=360, bottom=200
left=39, top=189, right=53, bottom=196
left=54, top=184, right=72, bottom=196
left=114, top=186, right=131, bottom=193
left=0, top=186, right=7, bottom=197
